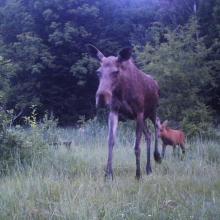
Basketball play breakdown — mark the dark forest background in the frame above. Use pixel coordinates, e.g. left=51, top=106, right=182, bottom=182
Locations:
left=0, top=0, right=219, bottom=135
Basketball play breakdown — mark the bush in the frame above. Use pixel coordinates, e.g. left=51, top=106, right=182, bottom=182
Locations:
left=181, top=103, right=213, bottom=137
left=0, top=108, right=58, bottom=174
left=0, top=110, right=23, bottom=173
left=0, top=129, right=24, bottom=173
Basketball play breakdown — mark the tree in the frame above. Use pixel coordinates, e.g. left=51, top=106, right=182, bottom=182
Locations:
left=0, top=0, right=219, bottom=126
left=135, top=18, right=214, bottom=136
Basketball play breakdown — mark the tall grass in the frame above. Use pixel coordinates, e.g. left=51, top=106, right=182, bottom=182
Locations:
left=0, top=121, right=220, bottom=219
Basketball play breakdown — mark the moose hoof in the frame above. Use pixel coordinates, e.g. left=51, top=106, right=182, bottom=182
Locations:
left=154, top=151, right=162, bottom=163
left=146, top=166, right=152, bottom=175
left=135, top=175, right=141, bottom=180
left=104, top=170, right=114, bottom=181
left=135, top=170, right=142, bottom=180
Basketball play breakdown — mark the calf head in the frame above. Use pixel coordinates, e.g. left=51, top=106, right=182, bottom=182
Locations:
left=88, top=44, right=132, bottom=108
left=156, top=118, right=169, bottom=137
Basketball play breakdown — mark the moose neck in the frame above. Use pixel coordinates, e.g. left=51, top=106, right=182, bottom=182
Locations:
left=111, top=59, right=142, bottom=116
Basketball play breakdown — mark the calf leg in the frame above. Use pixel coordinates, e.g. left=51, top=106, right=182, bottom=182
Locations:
left=143, top=123, right=152, bottom=175
left=162, top=143, right=166, bottom=158
left=134, top=113, right=144, bottom=179
left=105, top=111, right=118, bottom=180
left=180, top=144, right=185, bottom=154
left=173, top=145, right=177, bottom=157
left=180, top=144, right=185, bottom=160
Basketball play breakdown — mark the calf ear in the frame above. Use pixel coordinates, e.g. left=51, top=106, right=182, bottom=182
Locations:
left=87, top=44, right=105, bottom=61
left=162, top=120, right=169, bottom=127
left=118, top=47, right=132, bottom=62
left=156, top=117, right=161, bottom=128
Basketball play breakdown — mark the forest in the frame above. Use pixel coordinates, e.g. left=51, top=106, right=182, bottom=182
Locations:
left=0, top=0, right=219, bottom=134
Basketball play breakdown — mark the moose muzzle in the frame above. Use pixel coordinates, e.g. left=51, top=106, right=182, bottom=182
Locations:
left=96, top=91, right=112, bottom=108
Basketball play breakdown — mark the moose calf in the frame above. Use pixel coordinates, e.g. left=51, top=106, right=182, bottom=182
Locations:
left=156, top=118, right=186, bottom=158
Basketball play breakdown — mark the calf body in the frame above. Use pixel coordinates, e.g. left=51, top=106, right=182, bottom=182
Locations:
left=157, top=120, right=186, bottom=158
left=89, top=45, right=161, bottom=179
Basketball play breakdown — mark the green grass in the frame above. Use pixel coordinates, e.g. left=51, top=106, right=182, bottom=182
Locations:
left=0, top=124, right=220, bottom=220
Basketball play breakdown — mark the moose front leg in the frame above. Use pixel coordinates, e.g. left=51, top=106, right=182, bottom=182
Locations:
left=105, top=111, right=118, bottom=180
left=134, top=113, right=144, bottom=180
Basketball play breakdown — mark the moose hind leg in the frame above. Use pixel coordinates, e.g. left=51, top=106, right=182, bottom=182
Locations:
left=143, top=123, right=152, bottom=175
left=153, top=115, right=162, bottom=163
left=134, top=113, right=144, bottom=180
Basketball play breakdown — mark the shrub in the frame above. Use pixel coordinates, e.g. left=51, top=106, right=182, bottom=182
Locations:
left=0, top=110, right=23, bottom=173
left=181, top=103, right=213, bottom=137
left=0, top=128, right=24, bottom=173
left=0, top=108, right=58, bottom=174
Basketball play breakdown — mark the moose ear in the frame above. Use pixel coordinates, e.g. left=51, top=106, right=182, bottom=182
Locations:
left=162, top=120, right=169, bottom=127
left=118, top=47, right=132, bottom=62
left=156, top=117, right=161, bottom=128
left=87, top=44, right=105, bottom=61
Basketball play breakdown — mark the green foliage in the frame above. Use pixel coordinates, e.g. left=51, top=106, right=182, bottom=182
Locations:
left=0, top=107, right=59, bottom=174
left=39, top=113, right=59, bottom=145
left=0, top=54, right=14, bottom=106
left=0, top=109, right=23, bottom=173
left=198, top=0, right=220, bottom=113
left=135, top=19, right=214, bottom=136
left=0, top=0, right=161, bottom=124
left=0, top=129, right=23, bottom=174
left=71, top=54, right=98, bottom=86
left=0, top=0, right=219, bottom=127
left=181, top=104, right=213, bottom=137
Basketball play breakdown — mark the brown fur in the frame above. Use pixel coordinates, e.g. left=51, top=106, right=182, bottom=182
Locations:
left=157, top=119, right=186, bottom=158
left=96, top=57, right=160, bottom=120
left=89, top=45, right=161, bottom=179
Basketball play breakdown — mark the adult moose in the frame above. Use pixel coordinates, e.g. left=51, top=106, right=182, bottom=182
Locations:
left=89, top=45, right=161, bottom=179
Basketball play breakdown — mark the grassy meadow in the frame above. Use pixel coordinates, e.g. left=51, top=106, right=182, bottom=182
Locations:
left=0, top=121, right=220, bottom=220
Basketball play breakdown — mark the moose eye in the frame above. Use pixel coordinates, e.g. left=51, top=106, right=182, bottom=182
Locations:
left=112, top=70, right=119, bottom=76
left=96, top=71, right=102, bottom=77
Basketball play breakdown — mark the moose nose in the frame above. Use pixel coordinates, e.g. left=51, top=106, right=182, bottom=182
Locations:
left=96, top=91, right=111, bottom=108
